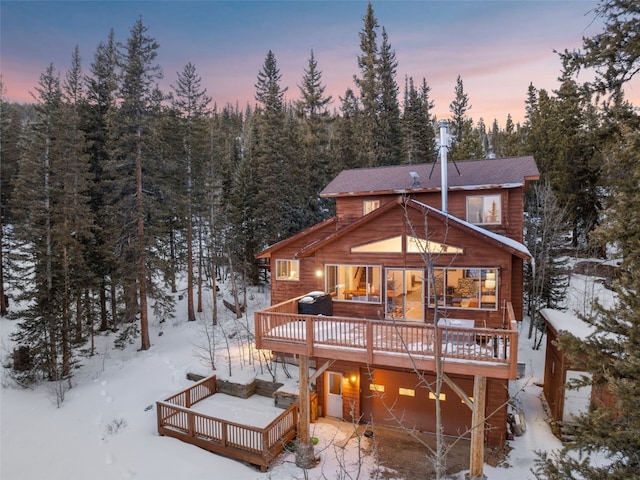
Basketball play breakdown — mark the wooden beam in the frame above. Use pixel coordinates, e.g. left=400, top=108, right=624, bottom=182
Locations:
left=469, top=375, right=487, bottom=479
left=309, top=359, right=335, bottom=384
left=295, top=354, right=315, bottom=468
left=442, top=373, right=474, bottom=411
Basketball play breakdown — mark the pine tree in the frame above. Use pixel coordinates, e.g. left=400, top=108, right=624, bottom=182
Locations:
left=534, top=108, right=640, bottom=480
left=171, top=62, right=211, bottom=321
left=106, top=18, right=163, bottom=350
left=84, top=29, right=119, bottom=332
left=353, top=2, right=379, bottom=167
left=449, top=75, right=471, bottom=147
left=296, top=50, right=334, bottom=223
left=534, top=1, right=640, bottom=474
left=560, top=0, right=640, bottom=103
left=376, top=28, right=402, bottom=166
left=402, top=77, right=436, bottom=165
left=1, top=81, right=24, bottom=317
left=11, top=62, right=92, bottom=382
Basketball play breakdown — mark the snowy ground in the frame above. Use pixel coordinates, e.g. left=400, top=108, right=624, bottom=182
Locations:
left=0, top=261, right=614, bottom=480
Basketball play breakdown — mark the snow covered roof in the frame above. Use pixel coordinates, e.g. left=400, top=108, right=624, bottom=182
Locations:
left=540, top=308, right=595, bottom=341
left=320, top=156, right=539, bottom=197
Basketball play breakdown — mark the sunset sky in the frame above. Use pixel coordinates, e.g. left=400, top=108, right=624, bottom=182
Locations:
left=2, top=0, right=633, bottom=125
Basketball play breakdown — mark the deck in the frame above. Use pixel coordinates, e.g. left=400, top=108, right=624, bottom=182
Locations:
left=156, top=375, right=297, bottom=472
left=255, top=297, right=519, bottom=380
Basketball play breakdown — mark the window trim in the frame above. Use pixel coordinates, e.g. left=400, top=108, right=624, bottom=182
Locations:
left=466, top=194, right=502, bottom=225
left=325, top=264, right=382, bottom=304
left=363, top=200, right=380, bottom=215
left=275, top=259, right=300, bottom=281
left=428, top=267, right=498, bottom=311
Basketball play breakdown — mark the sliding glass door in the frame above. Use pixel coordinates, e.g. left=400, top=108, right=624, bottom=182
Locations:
left=385, top=269, right=424, bottom=321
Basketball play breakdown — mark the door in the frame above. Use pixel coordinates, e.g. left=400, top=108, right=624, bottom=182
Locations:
left=386, top=269, right=424, bottom=321
left=325, top=372, right=343, bottom=418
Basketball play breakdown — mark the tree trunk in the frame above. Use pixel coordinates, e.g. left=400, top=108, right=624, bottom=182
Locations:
left=0, top=223, right=6, bottom=316
left=99, top=278, right=109, bottom=331
left=136, top=130, right=150, bottom=351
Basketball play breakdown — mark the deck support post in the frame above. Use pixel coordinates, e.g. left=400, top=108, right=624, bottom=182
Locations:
left=295, top=354, right=315, bottom=469
left=467, top=375, right=487, bottom=479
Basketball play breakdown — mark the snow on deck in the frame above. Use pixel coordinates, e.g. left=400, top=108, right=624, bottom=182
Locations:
left=187, top=392, right=283, bottom=429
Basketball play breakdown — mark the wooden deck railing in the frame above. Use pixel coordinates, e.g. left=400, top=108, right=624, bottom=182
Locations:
left=157, top=375, right=297, bottom=472
left=255, top=298, right=519, bottom=380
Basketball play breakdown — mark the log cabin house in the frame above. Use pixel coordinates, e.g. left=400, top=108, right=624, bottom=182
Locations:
left=254, top=143, right=539, bottom=452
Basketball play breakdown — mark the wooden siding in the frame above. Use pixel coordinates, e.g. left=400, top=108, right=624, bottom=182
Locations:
left=334, top=188, right=526, bottom=242
left=314, top=363, right=508, bottom=446
left=270, top=202, right=521, bottom=330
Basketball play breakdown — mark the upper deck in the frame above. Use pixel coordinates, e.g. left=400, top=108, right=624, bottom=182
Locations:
left=254, top=296, right=519, bottom=380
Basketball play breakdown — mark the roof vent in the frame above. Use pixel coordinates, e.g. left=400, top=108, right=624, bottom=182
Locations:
left=409, top=171, right=420, bottom=188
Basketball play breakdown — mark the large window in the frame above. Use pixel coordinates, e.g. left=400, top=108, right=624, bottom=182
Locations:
left=466, top=195, right=501, bottom=225
left=428, top=267, right=498, bottom=310
left=275, top=259, right=300, bottom=281
left=326, top=265, right=382, bottom=303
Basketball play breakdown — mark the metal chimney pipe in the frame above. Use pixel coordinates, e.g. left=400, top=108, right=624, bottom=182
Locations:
left=439, top=120, right=449, bottom=213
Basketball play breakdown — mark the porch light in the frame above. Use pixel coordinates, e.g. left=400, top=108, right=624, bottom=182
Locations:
left=316, top=269, right=323, bottom=278
left=349, top=374, right=358, bottom=385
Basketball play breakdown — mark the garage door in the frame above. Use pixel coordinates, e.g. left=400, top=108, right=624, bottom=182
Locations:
left=360, top=368, right=473, bottom=437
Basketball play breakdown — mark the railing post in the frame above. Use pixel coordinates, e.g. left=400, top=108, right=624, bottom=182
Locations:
left=188, top=410, right=195, bottom=437
left=305, top=316, right=314, bottom=356
left=366, top=321, right=374, bottom=364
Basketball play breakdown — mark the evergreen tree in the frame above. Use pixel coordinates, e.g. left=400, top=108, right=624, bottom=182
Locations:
left=534, top=109, right=640, bottom=480
left=535, top=1, right=640, bottom=474
left=376, top=28, right=402, bottom=166
left=106, top=18, right=163, bottom=350
left=402, top=77, right=436, bottom=165
left=11, top=63, right=92, bottom=381
left=560, top=0, right=640, bottom=103
left=330, top=88, right=365, bottom=173
left=449, top=75, right=471, bottom=147
left=84, top=29, right=119, bottom=332
left=502, top=114, right=522, bottom=156
left=171, top=61, right=211, bottom=321
left=353, top=2, right=379, bottom=167
left=296, top=50, right=334, bottom=222
left=450, top=118, right=484, bottom=160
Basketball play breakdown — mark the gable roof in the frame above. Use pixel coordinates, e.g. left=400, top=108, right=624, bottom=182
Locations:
left=408, top=199, right=532, bottom=261
left=255, top=217, right=337, bottom=259
left=256, top=196, right=532, bottom=262
left=320, top=156, right=539, bottom=198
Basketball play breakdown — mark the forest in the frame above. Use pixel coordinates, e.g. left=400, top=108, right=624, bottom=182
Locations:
left=1, top=1, right=639, bottom=476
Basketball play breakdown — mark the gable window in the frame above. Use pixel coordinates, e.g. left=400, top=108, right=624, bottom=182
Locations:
left=363, top=200, right=380, bottom=215
left=275, top=259, right=300, bottom=281
left=428, top=267, right=498, bottom=310
left=467, top=195, right=501, bottom=225
left=326, top=264, right=382, bottom=303
left=351, top=235, right=462, bottom=254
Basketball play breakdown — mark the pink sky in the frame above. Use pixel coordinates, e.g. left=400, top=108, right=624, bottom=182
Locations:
left=2, top=1, right=638, bottom=125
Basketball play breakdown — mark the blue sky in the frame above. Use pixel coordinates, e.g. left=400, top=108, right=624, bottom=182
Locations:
left=1, top=0, right=620, bottom=124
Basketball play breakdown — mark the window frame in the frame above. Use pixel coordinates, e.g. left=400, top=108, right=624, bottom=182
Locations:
left=428, top=267, right=498, bottom=311
left=275, top=259, right=300, bottom=281
left=466, top=194, right=502, bottom=225
left=325, top=264, right=382, bottom=303
left=363, top=200, right=380, bottom=215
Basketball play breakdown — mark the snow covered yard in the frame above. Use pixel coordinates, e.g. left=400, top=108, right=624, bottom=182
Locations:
left=0, top=263, right=613, bottom=479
